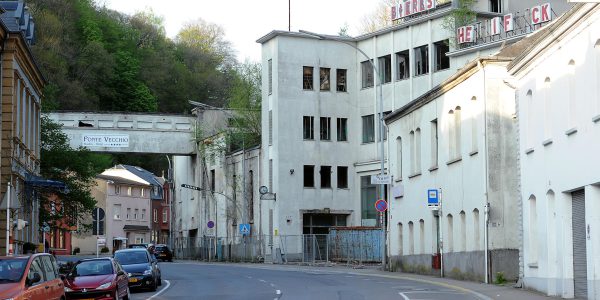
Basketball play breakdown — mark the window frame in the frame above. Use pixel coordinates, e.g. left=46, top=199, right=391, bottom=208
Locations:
left=396, top=50, right=410, bottom=80
left=337, top=118, right=348, bottom=142
left=414, top=45, right=429, bottom=76
left=378, top=54, right=392, bottom=83
left=303, top=165, right=315, bottom=188
left=303, top=66, right=314, bottom=90
left=336, top=69, right=347, bottom=92
left=434, top=40, right=450, bottom=72
left=320, top=165, right=332, bottom=188
left=320, top=67, right=331, bottom=91
left=362, top=114, right=375, bottom=143
left=320, top=117, right=331, bottom=141
left=361, top=60, right=374, bottom=89
left=303, top=116, right=315, bottom=140
left=337, top=166, right=348, bottom=189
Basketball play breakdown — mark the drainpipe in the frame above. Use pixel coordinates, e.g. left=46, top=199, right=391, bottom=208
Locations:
left=478, top=60, right=490, bottom=284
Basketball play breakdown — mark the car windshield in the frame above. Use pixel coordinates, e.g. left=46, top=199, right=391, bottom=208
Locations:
left=155, top=246, right=167, bottom=251
left=0, top=259, right=26, bottom=283
left=115, top=251, right=149, bottom=265
left=70, top=260, right=113, bottom=277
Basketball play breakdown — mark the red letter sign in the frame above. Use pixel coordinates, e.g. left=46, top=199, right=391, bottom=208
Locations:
left=531, top=6, right=541, bottom=24
left=541, top=3, right=551, bottom=22
left=503, top=14, right=514, bottom=31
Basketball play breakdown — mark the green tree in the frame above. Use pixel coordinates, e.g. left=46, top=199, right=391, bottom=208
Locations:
left=225, top=61, right=261, bottom=151
left=39, top=115, right=112, bottom=228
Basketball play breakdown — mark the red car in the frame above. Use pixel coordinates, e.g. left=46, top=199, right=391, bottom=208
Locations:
left=63, top=258, right=130, bottom=300
left=0, top=253, right=65, bottom=300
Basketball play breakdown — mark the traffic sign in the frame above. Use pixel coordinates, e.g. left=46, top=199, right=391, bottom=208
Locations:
left=428, top=189, right=439, bottom=207
left=375, top=199, right=388, bottom=212
left=207, top=221, right=214, bottom=228
left=239, top=223, right=251, bottom=236
left=92, top=208, right=105, bottom=221
left=371, top=174, right=392, bottom=185
left=181, top=184, right=202, bottom=191
left=97, top=237, right=106, bottom=246
left=41, top=224, right=50, bottom=232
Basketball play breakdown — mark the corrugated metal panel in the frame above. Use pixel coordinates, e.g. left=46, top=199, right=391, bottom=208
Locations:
left=329, top=227, right=382, bottom=262
left=572, top=190, right=587, bottom=299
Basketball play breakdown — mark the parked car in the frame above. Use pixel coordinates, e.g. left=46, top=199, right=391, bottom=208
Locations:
left=127, top=243, right=149, bottom=249
left=0, top=253, right=65, bottom=300
left=62, top=258, right=130, bottom=300
left=114, top=249, right=161, bottom=291
left=153, top=244, right=173, bottom=262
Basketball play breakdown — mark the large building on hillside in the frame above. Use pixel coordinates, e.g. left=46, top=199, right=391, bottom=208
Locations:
left=256, top=0, right=572, bottom=262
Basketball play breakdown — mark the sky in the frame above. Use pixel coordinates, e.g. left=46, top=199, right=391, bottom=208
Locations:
left=100, top=0, right=381, bottom=62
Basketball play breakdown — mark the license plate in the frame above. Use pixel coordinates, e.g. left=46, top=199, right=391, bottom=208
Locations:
left=129, top=278, right=138, bottom=283
left=159, top=254, right=166, bottom=256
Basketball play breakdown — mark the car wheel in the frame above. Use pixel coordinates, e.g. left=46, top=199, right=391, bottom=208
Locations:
left=150, top=278, right=158, bottom=291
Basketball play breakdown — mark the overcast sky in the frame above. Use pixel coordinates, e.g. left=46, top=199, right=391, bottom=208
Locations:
left=100, top=0, right=381, bottom=62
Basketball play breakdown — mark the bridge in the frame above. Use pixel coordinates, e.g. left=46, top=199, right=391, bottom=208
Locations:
left=47, top=112, right=199, bottom=155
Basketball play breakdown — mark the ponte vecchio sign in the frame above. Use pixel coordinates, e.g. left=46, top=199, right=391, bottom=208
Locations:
left=82, top=134, right=130, bottom=148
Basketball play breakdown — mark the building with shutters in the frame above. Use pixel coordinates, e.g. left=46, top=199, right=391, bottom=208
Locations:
left=508, top=3, right=600, bottom=298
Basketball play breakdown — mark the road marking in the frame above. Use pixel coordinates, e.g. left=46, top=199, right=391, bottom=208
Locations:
left=399, top=292, right=410, bottom=300
left=270, top=283, right=276, bottom=287
left=146, top=280, right=171, bottom=300
left=259, top=279, right=267, bottom=283
left=273, top=289, right=283, bottom=300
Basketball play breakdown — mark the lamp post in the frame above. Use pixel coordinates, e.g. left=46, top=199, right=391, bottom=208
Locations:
left=299, top=30, right=387, bottom=270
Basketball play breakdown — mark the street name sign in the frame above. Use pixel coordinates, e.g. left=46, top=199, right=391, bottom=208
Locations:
left=371, top=174, right=392, bottom=185
left=181, top=184, right=202, bottom=191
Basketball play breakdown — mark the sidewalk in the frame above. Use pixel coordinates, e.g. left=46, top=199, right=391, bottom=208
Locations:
left=176, top=259, right=560, bottom=300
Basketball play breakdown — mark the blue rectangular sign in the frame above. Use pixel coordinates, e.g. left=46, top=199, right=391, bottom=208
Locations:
left=427, top=189, right=439, bottom=206
left=239, top=223, right=251, bottom=236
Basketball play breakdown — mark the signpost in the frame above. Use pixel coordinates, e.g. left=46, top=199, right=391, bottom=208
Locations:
left=428, top=188, right=443, bottom=278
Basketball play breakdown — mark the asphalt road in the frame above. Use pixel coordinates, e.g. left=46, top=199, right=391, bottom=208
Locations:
left=131, top=262, right=483, bottom=300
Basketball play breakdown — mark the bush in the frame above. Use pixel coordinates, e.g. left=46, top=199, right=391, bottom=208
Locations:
left=100, top=246, right=110, bottom=253
left=72, top=247, right=80, bottom=255
left=495, top=272, right=507, bottom=284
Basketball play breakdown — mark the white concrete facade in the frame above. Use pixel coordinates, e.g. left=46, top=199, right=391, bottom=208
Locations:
left=509, top=4, right=600, bottom=299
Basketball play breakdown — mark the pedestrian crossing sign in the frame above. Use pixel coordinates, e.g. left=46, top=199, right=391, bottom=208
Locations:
left=239, top=223, right=251, bottom=236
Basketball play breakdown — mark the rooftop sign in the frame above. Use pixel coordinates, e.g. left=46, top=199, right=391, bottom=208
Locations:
left=391, top=0, right=437, bottom=21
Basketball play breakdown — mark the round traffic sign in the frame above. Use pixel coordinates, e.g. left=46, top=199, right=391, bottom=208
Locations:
left=207, top=221, right=215, bottom=228
left=375, top=199, right=388, bottom=212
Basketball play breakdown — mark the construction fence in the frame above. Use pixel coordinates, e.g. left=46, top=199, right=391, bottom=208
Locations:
left=173, top=228, right=383, bottom=264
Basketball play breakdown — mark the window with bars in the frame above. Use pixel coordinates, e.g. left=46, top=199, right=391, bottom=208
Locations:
left=303, top=66, right=314, bottom=90
left=268, top=59, right=273, bottom=94
left=396, top=50, right=410, bottom=80
left=336, top=69, right=347, bottom=92
left=269, top=110, right=273, bottom=145
left=362, top=114, right=375, bottom=143
left=361, top=60, right=374, bottom=88
left=320, top=68, right=330, bottom=91
left=320, top=117, right=331, bottom=140
left=414, top=45, right=429, bottom=76
left=378, top=55, right=392, bottom=83
left=303, top=116, right=314, bottom=140
left=337, top=118, right=348, bottom=141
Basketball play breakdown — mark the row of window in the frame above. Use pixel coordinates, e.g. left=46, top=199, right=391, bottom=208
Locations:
left=114, top=185, right=147, bottom=197
left=153, top=208, right=169, bottom=223
left=113, top=204, right=147, bottom=221
left=303, top=165, right=349, bottom=189
left=362, top=40, right=450, bottom=88
left=303, top=67, right=347, bottom=92
left=303, top=116, right=348, bottom=141
left=398, top=209, right=481, bottom=255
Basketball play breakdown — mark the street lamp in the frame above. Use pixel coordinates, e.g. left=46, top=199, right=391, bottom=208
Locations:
left=299, top=30, right=387, bottom=270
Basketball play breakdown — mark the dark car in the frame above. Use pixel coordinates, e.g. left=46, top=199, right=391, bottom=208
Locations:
left=0, top=253, right=65, bottom=300
left=62, top=258, right=130, bottom=300
left=153, top=245, right=173, bottom=262
left=114, top=249, right=161, bottom=291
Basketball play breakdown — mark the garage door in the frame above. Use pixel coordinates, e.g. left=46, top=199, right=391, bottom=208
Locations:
left=572, top=190, right=587, bottom=298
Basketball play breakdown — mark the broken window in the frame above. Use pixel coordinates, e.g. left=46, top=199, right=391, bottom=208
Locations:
left=304, top=165, right=315, bottom=188
left=303, top=116, right=314, bottom=140
left=337, top=166, right=348, bottom=189
left=414, top=45, right=429, bottom=76
left=320, top=68, right=330, bottom=91
left=337, top=118, right=348, bottom=141
left=434, top=40, right=450, bottom=71
left=396, top=50, right=410, bottom=80
left=320, top=166, right=332, bottom=188
left=361, top=60, right=374, bottom=88
left=336, top=69, right=347, bottom=92
left=378, top=55, right=392, bottom=83
left=490, top=0, right=501, bottom=13
left=320, top=117, right=331, bottom=141
left=303, top=66, right=313, bottom=90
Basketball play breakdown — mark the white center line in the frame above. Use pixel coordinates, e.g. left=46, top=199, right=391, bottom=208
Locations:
left=259, top=279, right=267, bottom=283
left=146, top=280, right=171, bottom=300
left=270, top=283, right=276, bottom=287
left=399, top=292, right=410, bottom=300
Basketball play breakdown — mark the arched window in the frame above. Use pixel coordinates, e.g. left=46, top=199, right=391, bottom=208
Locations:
left=409, top=131, right=415, bottom=174
left=595, top=41, right=600, bottom=116
left=454, top=107, right=462, bottom=158
left=528, top=195, right=538, bottom=263
left=447, top=214, right=454, bottom=252
left=396, top=137, right=403, bottom=179
left=448, top=110, right=455, bottom=158
left=471, top=97, right=478, bottom=152
left=473, top=209, right=480, bottom=250
left=543, top=77, right=552, bottom=139
left=526, top=90, right=534, bottom=148
left=546, top=190, right=556, bottom=276
left=419, top=219, right=425, bottom=254
left=408, top=221, right=415, bottom=255
left=568, top=60, right=576, bottom=129
left=398, top=222, right=403, bottom=255
left=460, top=211, right=466, bottom=251
left=415, top=128, right=421, bottom=173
